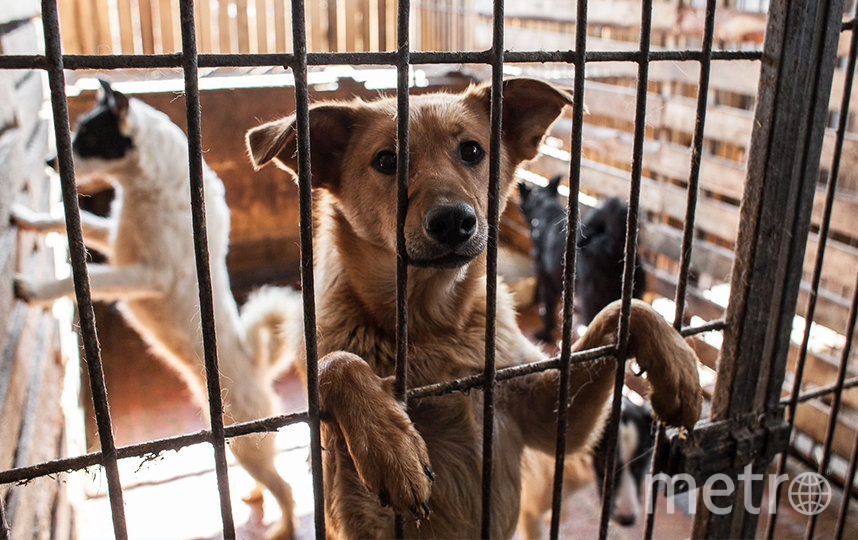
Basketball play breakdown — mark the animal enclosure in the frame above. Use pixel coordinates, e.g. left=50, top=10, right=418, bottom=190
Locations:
left=2, top=0, right=858, bottom=538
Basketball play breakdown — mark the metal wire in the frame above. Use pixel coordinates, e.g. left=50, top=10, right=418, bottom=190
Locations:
left=598, top=1, right=652, bottom=538
left=548, top=0, right=587, bottom=537
left=806, top=268, right=858, bottom=539
left=766, top=2, right=858, bottom=535
left=480, top=0, right=504, bottom=534
left=644, top=2, right=717, bottom=536
left=38, top=0, right=128, bottom=537
left=288, top=0, right=326, bottom=535
left=176, top=0, right=236, bottom=535
left=0, top=49, right=763, bottom=71
left=393, top=0, right=411, bottom=535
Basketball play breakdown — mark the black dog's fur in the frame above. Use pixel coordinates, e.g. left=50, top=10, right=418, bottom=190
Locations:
left=518, top=176, right=568, bottom=341
left=518, top=179, right=646, bottom=340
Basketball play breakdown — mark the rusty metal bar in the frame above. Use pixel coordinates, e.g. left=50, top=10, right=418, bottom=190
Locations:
left=393, top=0, right=411, bottom=535
left=288, top=0, right=326, bottom=535
left=480, top=0, right=504, bottom=534
left=598, top=1, right=652, bottom=538
left=548, top=0, right=586, bottom=537
left=806, top=269, right=858, bottom=538
left=0, top=412, right=307, bottom=486
left=783, top=376, right=858, bottom=405
left=0, top=49, right=764, bottom=70
left=38, top=0, right=128, bottom=537
left=177, top=0, right=235, bottom=535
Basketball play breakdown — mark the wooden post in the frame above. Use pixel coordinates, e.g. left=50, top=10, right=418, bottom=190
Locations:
left=691, top=0, right=845, bottom=536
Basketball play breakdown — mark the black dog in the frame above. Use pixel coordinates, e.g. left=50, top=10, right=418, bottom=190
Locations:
left=575, top=196, right=647, bottom=325
left=518, top=176, right=567, bottom=341
left=518, top=177, right=646, bottom=340
left=592, top=396, right=655, bottom=526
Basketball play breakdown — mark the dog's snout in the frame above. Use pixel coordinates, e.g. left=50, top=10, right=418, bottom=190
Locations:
left=424, top=203, right=477, bottom=246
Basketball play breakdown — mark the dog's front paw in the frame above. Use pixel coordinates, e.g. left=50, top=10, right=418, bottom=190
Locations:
left=626, top=301, right=702, bottom=429
left=320, top=352, right=434, bottom=518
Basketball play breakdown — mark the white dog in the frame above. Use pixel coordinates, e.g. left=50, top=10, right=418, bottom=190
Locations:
left=13, top=80, right=299, bottom=539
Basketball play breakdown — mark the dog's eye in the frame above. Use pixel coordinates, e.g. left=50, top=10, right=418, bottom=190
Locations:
left=459, top=141, right=484, bottom=164
left=372, top=150, right=397, bottom=174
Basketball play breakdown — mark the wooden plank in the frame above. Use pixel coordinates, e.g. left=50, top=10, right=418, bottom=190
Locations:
left=57, top=0, right=82, bottom=54
left=360, top=0, right=371, bottom=51
left=527, top=153, right=742, bottom=242
left=793, top=398, right=858, bottom=459
left=642, top=223, right=734, bottom=282
left=255, top=0, right=268, bottom=53
left=138, top=0, right=156, bottom=54
left=158, top=0, right=175, bottom=52
left=116, top=0, right=136, bottom=53
left=197, top=0, right=213, bottom=52
left=218, top=0, right=232, bottom=53
left=644, top=262, right=727, bottom=323
left=376, top=0, right=386, bottom=50
left=804, top=234, right=858, bottom=300
left=344, top=0, right=357, bottom=51
left=820, top=131, right=858, bottom=195
left=273, top=0, right=286, bottom=51
left=93, top=0, right=114, bottom=53
left=235, top=0, right=250, bottom=52
left=785, top=347, right=858, bottom=409
left=0, top=306, right=34, bottom=472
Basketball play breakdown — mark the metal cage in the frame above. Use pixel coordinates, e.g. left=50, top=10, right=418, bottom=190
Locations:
left=0, top=0, right=856, bottom=538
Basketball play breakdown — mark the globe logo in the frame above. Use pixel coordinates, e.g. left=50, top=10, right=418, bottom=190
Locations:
left=788, top=472, right=831, bottom=516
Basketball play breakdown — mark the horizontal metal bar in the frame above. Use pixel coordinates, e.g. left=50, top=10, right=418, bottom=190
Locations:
left=0, top=49, right=763, bottom=71
left=0, top=412, right=308, bottom=486
left=782, top=376, right=858, bottom=405
left=0, top=313, right=723, bottom=486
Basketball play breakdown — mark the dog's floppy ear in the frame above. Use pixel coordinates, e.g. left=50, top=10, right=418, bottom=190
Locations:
left=467, top=78, right=573, bottom=163
left=246, top=103, right=356, bottom=190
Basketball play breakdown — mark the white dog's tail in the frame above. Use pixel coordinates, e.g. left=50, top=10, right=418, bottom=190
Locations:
left=240, top=286, right=304, bottom=372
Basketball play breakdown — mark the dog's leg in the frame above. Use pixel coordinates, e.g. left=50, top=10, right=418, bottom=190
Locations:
left=14, top=263, right=163, bottom=305
left=218, top=376, right=297, bottom=540
left=319, top=352, right=433, bottom=519
left=11, top=203, right=114, bottom=255
left=504, top=299, right=701, bottom=455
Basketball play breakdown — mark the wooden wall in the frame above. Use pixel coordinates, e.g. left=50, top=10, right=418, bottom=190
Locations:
left=0, top=8, right=77, bottom=540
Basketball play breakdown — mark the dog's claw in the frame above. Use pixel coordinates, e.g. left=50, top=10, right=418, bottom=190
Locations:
left=421, top=501, right=431, bottom=519
left=379, top=491, right=390, bottom=508
left=424, top=465, right=435, bottom=482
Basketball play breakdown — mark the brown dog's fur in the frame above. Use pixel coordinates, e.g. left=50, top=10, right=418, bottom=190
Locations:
left=247, top=78, right=701, bottom=539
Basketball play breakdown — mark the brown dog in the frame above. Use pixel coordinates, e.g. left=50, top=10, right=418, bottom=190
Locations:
left=246, top=78, right=701, bottom=539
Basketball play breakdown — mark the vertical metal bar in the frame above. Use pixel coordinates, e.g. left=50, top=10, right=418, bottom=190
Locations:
left=806, top=272, right=858, bottom=538
left=673, top=0, right=715, bottom=330
left=643, top=4, right=716, bottom=536
left=548, top=0, right=586, bottom=536
left=836, top=402, right=858, bottom=538
left=598, top=1, right=651, bottom=538
left=289, top=0, right=326, bottom=535
left=0, top=495, right=9, bottom=539
left=393, top=0, right=410, bottom=535
left=177, top=0, right=235, bottom=536
left=39, top=1, right=129, bottom=538
left=480, top=0, right=503, bottom=534
left=642, top=424, right=666, bottom=540
left=767, top=3, right=858, bottom=537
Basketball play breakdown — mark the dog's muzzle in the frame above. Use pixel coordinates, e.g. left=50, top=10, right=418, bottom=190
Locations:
left=423, top=202, right=477, bottom=246
left=409, top=202, right=484, bottom=269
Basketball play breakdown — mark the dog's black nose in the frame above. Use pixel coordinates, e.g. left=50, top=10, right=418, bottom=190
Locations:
left=614, top=514, right=636, bottom=527
left=424, top=203, right=477, bottom=246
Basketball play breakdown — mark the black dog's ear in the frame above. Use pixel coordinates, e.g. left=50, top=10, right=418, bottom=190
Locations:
left=467, top=78, right=573, bottom=163
left=518, top=182, right=531, bottom=201
left=547, top=175, right=562, bottom=194
left=246, top=103, right=356, bottom=192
